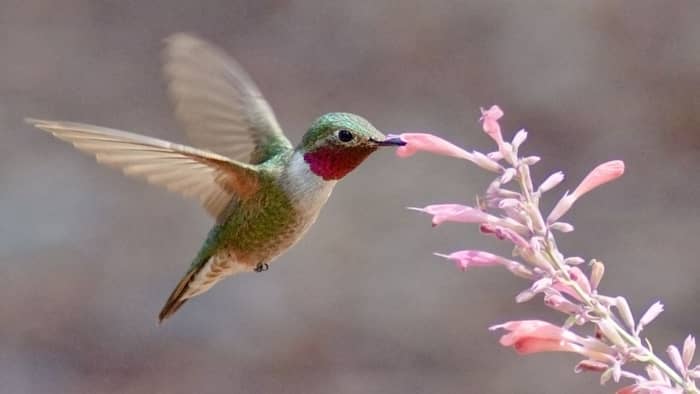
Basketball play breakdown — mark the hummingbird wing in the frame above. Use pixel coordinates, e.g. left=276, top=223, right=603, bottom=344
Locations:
left=162, top=33, right=293, bottom=164
left=27, top=119, right=260, bottom=219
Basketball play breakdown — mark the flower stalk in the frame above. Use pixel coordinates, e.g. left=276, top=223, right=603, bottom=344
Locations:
left=396, top=105, right=698, bottom=394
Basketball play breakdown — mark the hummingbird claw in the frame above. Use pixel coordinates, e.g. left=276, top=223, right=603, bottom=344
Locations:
left=254, top=263, right=269, bottom=273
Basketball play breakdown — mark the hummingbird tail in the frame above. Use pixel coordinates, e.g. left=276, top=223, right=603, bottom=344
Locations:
left=158, top=252, right=251, bottom=324
left=158, top=268, right=198, bottom=324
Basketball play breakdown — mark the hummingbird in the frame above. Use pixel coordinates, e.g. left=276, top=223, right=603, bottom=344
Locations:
left=27, top=33, right=405, bottom=323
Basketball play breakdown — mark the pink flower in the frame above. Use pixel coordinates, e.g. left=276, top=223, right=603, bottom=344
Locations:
left=552, top=281, right=583, bottom=301
left=480, top=105, right=505, bottom=146
left=567, top=266, right=592, bottom=295
left=549, top=267, right=592, bottom=302
left=574, top=359, right=609, bottom=373
left=547, top=160, right=625, bottom=223
left=573, top=160, right=626, bottom=199
left=435, top=250, right=533, bottom=278
left=408, top=204, right=489, bottom=227
left=492, top=320, right=578, bottom=346
left=434, top=250, right=512, bottom=270
left=390, top=133, right=473, bottom=160
left=617, top=383, right=681, bottom=394
left=538, top=171, right=565, bottom=193
left=544, top=293, right=580, bottom=314
left=391, top=132, right=502, bottom=172
left=490, top=320, right=613, bottom=361
left=479, top=223, right=530, bottom=249
left=636, top=301, right=665, bottom=335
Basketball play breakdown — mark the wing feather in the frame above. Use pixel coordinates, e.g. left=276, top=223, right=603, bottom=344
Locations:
left=28, top=119, right=260, bottom=219
left=162, top=33, right=293, bottom=164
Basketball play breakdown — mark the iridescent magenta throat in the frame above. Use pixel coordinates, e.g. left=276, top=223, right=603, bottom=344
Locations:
left=303, top=145, right=377, bottom=181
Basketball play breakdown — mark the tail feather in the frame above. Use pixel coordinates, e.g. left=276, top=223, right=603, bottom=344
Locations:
left=158, top=268, right=198, bottom=324
left=158, top=251, right=250, bottom=323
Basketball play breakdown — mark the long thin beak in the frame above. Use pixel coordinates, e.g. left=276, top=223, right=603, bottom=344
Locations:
left=373, top=136, right=406, bottom=146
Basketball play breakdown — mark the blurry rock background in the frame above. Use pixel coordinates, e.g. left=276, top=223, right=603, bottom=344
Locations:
left=1, top=1, right=699, bottom=393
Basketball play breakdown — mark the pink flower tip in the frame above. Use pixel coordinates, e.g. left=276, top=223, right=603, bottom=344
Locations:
left=490, top=320, right=613, bottom=361
left=571, top=160, right=625, bottom=200
left=480, top=105, right=504, bottom=145
left=480, top=105, right=504, bottom=122
left=434, top=250, right=508, bottom=270
left=617, top=383, right=679, bottom=394
left=408, top=204, right=488, bottom=227
left=479, top=224, right=530, bottom=249
left=547, top=160, right=626, bottom=223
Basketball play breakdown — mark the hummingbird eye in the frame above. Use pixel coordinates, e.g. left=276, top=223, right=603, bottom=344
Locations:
left=336, top=129, right=354, bottom=143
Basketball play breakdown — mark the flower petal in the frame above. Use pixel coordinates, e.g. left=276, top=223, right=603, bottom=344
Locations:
left=479, top=223, right=530, bottom=249
left=547, top=161, right=625, bottom=223
left=434, top=250, right=511, bottom=270
left=614, top=296, right=635, bottom=332
left=538, top=171, right=565, bottom=193
left=636, top=301, right=664, bottom=335
left=491, top=320, right=613, bottom=360
left=480, top=105, right=504, bottom=145
left=683, top=335, right=696, bottom=369
left=590, top=260, right=605, bottom=291
left=408, top=204, right=489, bottom=226
left=512, top=337, right=578, bottom=354
left=571, top=160, right=625, bottom=200
left=391, top=133, right=474, bottom=160
left=512, top=129, right=528, bottom=149
left=667, top=345, right=685, bottom=374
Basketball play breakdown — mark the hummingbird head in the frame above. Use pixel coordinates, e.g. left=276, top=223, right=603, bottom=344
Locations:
left=299, top=112, right=405, bottom=181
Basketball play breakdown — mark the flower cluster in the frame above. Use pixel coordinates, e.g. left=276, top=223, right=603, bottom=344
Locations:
left=394, top=106, right=699, bottom=394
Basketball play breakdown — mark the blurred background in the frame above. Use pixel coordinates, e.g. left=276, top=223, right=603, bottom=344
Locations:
left=2, top=1, right=700, bottom=393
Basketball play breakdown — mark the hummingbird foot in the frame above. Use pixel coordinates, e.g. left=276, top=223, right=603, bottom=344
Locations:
left=254, top=263, right=269, bottom=273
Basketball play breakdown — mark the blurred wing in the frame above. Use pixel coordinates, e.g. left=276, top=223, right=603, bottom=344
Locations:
left=28, top=119, right=261, bottom=219
left=163, top=33, right=293, bottom=164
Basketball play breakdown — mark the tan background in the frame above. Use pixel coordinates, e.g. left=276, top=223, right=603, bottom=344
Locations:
left=2, top=1, right=700, bottom=393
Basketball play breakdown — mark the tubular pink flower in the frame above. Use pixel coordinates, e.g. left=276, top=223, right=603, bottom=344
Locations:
left=567, top=266, right=592, bottom=295
left=575, top=359, right=610, bottom=373
left=549, top=222, right=575, bottom=233
left=512, top=129, right=528, bottom=149
left=479, top=223, right=530, bottom=249
left=590, top=260, right=605, bottom=291
left=617, top=383, right=681, bottom=394
left=636, top=301, right=665, bottom=335
left=552, top=280, right=584, bottom=302
left=434, top=250, right=513, bottom=271
left=667, top=345, right=685, bottom=375
left=435, top=250, right=532, bottom=278
left=471, top=151, right=502, bottom=173
left=543, top=293, right=580, bottom=314
left=512, top=337, right=581, bottom=355
left=538, top=171, right=565, bottom=193
left=480, top=105, right=505, bottom=146
left=491, top=320, right=577, bottom=344
left=547, top=160, right=625, bottom=223
left=572, top=160, right=625, bottom=200
left=683, top=335, right=696, bottom=370
left=408, top=204, right=489, bottom=227
left=491, top=320, right=613, bottom=361
left=390, top=133, right=474, bottom=160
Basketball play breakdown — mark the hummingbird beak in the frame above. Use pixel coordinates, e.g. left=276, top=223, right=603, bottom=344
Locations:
left=373, top=135, right=406, bottom=147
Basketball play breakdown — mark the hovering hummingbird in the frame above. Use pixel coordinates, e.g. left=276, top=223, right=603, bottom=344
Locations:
left=28, top=33, right=405, bottom=322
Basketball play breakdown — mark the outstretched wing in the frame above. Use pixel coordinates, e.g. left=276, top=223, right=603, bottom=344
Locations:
left=28, top=119, right=260, bottom=219
left=163, top=33, right=293, bottom=164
